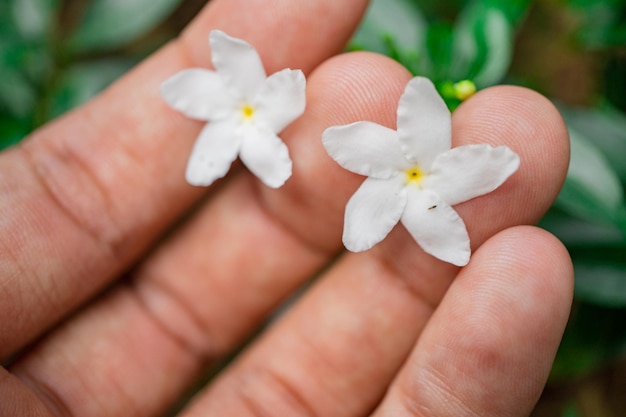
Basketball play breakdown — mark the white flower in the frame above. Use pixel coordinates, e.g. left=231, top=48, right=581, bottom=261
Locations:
left=322, top=77, right=520, bottom=266
left=161, top=30, right=306, bottom=188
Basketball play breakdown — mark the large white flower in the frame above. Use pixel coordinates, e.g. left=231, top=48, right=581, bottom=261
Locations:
left=161, top=30, right=306, bottom=188
left=322, top=77, right=520, bottom=266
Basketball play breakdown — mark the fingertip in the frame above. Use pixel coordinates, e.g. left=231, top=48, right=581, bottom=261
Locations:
left=446, top=86, right=570, bottom=252
left=470, top=225, right=574, bottom=326
left=377, top=225, right=573, bottom=417
left=514, top=225, right=574, bottom=292
left=457, top=85, right=570, bottom=207
left=305, top=51, right=413, bottom=128
left=181, top=0, right=371, bottom=73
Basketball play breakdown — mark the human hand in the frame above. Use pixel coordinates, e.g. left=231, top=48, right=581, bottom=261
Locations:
left=0, top=1, right=573, bottom=416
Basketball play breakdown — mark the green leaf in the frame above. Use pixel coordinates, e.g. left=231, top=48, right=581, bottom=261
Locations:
left=539, top=209, right=626, bottom=307
left=408, top=0, right=465, bottom=22
left=424, top=22, right=454, bottom=80
left=558, top=104, right=626, bottom=183
left=349, top=0, right=427, bottom=75
left=1, top=37, right=54, bottom=92
left=0, top=1, right=20, bottom=38
left=539, top=207, right=625, bottom=247
left=67, top=0, right=183, bottom=52
left=471, top=7, right=512, bottom=87
left=0, top=115, right=31, bottom=150
left=561, top=403, right=580, bottom=417
left=351, top=0, right=426, bottom=55
left=554, top=127, right=626, bottom=228
left=565, top=234, right=626, bottom=308
left=11, top=0, right=60, bottom=39
left=49, top=59, right=134, bottom=119
left=484, top=0, right=532, bottom=26
left=551, top=302, right=626, bottom=380
left=567, top=0, right=625, bottom=47
left=452, top=3, right=513, bottom=87
left=0, top=68, right=37, bottom=119
left=574, top=257, right=626, bottom=307
left=539, top=210, right=626, bottom=309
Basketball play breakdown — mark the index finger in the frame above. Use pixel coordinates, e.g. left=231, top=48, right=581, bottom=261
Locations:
left=0, top=0, right=370, bottom=359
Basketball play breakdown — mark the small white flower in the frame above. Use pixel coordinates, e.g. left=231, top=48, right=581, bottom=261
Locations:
left=161, top=30, right=306, bottom=188
left=322, top=77, right=520, bottom=266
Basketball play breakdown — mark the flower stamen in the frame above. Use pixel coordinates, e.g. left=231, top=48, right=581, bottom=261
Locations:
left=405, top=166, right=424, bottom=185
left=241, top=104, right=255, bottom=120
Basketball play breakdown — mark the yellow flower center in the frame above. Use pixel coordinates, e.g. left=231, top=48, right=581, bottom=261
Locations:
left=405, top=166, right=424, bottom=185
left=241, top=104, right=255, bottom=120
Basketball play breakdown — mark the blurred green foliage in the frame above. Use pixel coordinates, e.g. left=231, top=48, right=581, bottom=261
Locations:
left=0, top=0, right=626, bottom=413
left=0, top=0, right=187, bottom=149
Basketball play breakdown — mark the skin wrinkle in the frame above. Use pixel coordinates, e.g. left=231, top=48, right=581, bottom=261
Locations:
left=294, top=314, right=380, bottom=416
left=287, top=328, right=360, bottom=413
left=0, top=368, right=62, bottom=417
left=417, top=342, right=509, bottom=416
left=0, top=235, right=26, bottom=322
left=234, top=367, right=320, bottom=417
left=129, top=275, right=216, bottom=363
left=19, top=108, right=125, bottom=255
left=19, top=143, right=123, bottom=262
left=80, top=321, right=151, bottom=417
left=397, top=365, right=484, bottom=417
left=19, top=142, right=123, bottom=258
left=15, top=356, right=78, bottom=417
left=19, top=374, right=77, bottom=417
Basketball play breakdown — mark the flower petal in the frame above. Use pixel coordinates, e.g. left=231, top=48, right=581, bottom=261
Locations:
left=343, top=176, right=407, bottom=252
left=423, top=144, right=520, bottom=206
left=322, top=122, right=410, bottom=179
left=254, top=69, right=306, bottom=133
left=161, top=69, right=236, bottom=121
left=185, top=121, right=241, bottom=186
left=209, top=30, right=267, bottom=99
left=239, top=126, right=292, bottom=188
left=401, top=188, right=470, bottom=266
left=397, top=77, right=452, bottom=169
